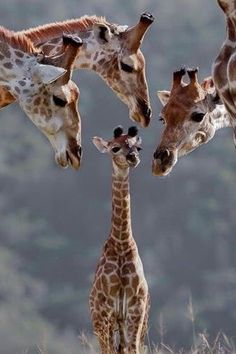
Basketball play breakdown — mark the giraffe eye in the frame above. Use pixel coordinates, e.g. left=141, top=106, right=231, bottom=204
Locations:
left=137, top=147, right=142, bottom=152
left=112, top=146, right=121, bottom=153
left=53, top=95, right=67, bottom=107
left=191, top=112, right=205, bottom=122
left=120, top=62, right=134, bottom=73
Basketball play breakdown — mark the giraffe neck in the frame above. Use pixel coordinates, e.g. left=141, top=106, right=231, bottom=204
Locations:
left=32, top=29, right=117, bottom=79
left=211, top=103, right=231, bottom=130
left=0, top=41, right=34, bottom=98
left=110, top=164, right=133, bottom=245
left=226, top=16, right=236, bottom=43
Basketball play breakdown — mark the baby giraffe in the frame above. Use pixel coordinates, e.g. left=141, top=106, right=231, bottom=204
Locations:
left=90, top=126, right=149, bottom=354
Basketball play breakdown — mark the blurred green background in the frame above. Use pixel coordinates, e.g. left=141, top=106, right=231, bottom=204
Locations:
left=0, top=0, right=235, bottom=353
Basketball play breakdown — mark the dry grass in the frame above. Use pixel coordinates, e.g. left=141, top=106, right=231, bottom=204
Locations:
left=27, top=329, right=236, bottom=354
left=28, top=296, right=236, bottom=354
left=75, top=331, right=236, bottom=354
left=149, top=332, right=236, bottom=354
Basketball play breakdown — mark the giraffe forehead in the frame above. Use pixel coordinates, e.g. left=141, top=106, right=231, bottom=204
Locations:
left=109, top=135, right=137, bottom=146
left=165, top=85, right=205, bottom=114
left=163, top=103, right=190, bottom=123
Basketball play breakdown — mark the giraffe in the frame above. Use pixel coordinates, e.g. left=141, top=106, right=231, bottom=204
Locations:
left=0, top=13, right=154, bottom=128
left=90, top=126, right=149, bottom=354
left=212, top=0, right=236, bottom=146
left=0, top=27, right=83, bottom=169
left=152, top=68, right=231, bottom=176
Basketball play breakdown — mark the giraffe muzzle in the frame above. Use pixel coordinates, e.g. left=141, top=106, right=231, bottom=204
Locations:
left=55, top=145, right=82, bottom=169
left=134, top=98, right=152, bottom=127
left=152, top=148, right=177, bottom=176
left=66, top=145, right=82, bottom=170
left=126, top=153, right=140, bottom=167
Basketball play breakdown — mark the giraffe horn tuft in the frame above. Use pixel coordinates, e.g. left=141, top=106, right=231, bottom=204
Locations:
left=187, top=67, right=199, bottom=84
left=128, top=126, right=138, bottom=137
left=114, top=126, right=124, bottom=138
left=172, top=67, right=186, bottom=89
left=122, top=13, right=154, bottom=53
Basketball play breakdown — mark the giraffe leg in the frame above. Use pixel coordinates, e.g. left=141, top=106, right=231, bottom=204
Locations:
left=140, top=294, right=150, bottom=353
left=126, top=297, right=147, bottom=354
left=90, top=307, right=117, bottom=354
left=117, top=318, right=126, bottom=354
left=93, top=321, right=117, bottom=354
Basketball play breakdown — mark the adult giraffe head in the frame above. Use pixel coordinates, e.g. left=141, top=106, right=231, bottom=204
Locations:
left=152, top=68, right=230, bottom=176
left=29, top=34, right=83, bottom=169
left=99, top=13, right=154, bottom=127
left=0, top=14, right=154, bottom=129
left=8, top=33, right=83, bottom=169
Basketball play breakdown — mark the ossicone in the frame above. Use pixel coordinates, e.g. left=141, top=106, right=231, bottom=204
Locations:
left=128, top=126, right=138, bottom=137
left=113, top=126, right=124, bottom=138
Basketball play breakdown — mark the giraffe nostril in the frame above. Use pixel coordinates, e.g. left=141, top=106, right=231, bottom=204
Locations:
left=146, top=107, right=152, bottom=119
left=153, top=151, right=158, bottom=160
left=126, top=153, right=136, bottom=163
left=137, top=98, right=152, bottom=120
left=153, top=148, right=171, bottom=163
left=77, top=146, right=82, bottom=157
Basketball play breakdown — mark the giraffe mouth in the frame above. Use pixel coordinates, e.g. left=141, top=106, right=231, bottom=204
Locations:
left=152, top=159, right=175, bottom=177
left=66, top=148, right=82, bottom=170
left=55, top=148, right=82, bottom=169
left=152, top=148, right=177, bottom=177
left=131, top=99, right=152, bottom=127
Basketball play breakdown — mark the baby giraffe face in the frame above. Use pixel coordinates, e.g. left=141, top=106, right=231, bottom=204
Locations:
left=92, top=126, right=142, bottom=171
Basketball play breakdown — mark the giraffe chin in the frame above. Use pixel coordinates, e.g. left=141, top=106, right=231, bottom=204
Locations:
left=55, top=151, right=81, bottom=170
left=66, top=150, right=81, bottom=170
left=127, top=159, right=140, bottom=168
left=130, top=111, right=151, bottom=128
left=152, top=158, right=175, bottom=177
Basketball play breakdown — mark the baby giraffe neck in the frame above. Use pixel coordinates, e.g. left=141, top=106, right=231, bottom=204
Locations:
left=110, top=165, right=133, bottom=244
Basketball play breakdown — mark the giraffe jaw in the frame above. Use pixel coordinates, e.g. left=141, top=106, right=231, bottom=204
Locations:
left=55, top=151, right=81, bottom=169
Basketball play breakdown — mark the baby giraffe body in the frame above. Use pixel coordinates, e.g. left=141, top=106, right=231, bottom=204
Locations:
left=90, top=127, right=149, bottom=354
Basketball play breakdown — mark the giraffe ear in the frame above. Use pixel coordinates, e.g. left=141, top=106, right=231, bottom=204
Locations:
left=201, top=76, right=215, bottom=94
left=93, top=23, right=112, bottom=44
left=33, top=64, right=67, bottom=85
left=92, top=137, right=109, bottom=153
left=157, top=90, right=170, bottom=106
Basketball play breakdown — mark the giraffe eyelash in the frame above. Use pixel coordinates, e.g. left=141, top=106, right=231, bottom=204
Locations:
left=120, top=62, right=134, bottom=73
left=53, top=95, right=67, bottom=107
left=111, top=146, right=121, bottom=153
left=159, top=117, right=165, bottom=124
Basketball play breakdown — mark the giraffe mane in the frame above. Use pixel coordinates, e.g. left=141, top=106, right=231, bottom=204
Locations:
left=0, top=26, right=38, bottom=54
left=18, top=15, right=111, bottom=45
